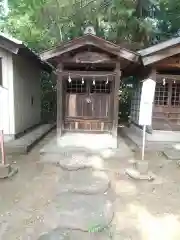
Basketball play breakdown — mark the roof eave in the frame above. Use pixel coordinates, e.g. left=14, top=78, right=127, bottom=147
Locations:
left=18, top=46, right=54, bottom=73
left=0, top=33, right=53, bottom=73
left=41, top=41, right=140, bottom=64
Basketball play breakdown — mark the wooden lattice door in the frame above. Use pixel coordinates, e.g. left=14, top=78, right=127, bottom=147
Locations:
left=153, top=80, right=180, bottom=130
left=64, top=79, right=113, bottom=131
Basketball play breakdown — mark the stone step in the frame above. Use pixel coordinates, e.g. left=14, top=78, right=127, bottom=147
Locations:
left=40, top=150, right=132, bottom=171
left=57, top=169, right=110, bottom=194
left=38, top=228, right=111, bottom=240
left=40, top=134, right=133, bottom=158
left=40, top=152, right=91, bottom=170
left=4, top=124, right=55, bottom=155
left=45, top=193, right=113, bottom=232
left=163, top=148, right=180, bottom=160
left=40, top=137, right=133, bottom=168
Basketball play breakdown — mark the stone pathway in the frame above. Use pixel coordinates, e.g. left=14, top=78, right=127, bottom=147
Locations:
left=2, top=132, right=180, bottom=239
left=38, top=133, right=133, bottom=239
left=39, top=147, right=116, bottom=239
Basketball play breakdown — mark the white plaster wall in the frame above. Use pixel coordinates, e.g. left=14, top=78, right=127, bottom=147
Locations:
left=13, top=55, right=41, bottom=134
left=0, top=48, right=15, bottom=138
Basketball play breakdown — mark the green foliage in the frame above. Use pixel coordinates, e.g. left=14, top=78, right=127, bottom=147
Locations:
left=156, top=0, right=180, bottom=41
left=2, top=0, right=179, bottom=52
left=1, top=0, right=158, bottom=51
left=2, top=0, right=180, bottom=122
left=41, top=71, right=57, bottom=122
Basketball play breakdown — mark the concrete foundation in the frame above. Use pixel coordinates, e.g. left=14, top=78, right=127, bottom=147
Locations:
left=125, top=159, right=155, bottom=181
left=135, top=160, right=149, bottom=174
left=53, top=133, right=118, bottom=150
left=163, top=146, right=180, bottom=160
left=122, top=124, right=180, bottom=151
left=40, top=133, right=134, bottom=166
left=4, top=124, right=54, bottom=155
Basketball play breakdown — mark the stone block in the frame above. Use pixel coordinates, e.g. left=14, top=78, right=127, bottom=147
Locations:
left=0, top=164, right=11, bottom=178
left=0, top=164, right=18, bottom=179
left=125, top=168, right=155, bottom=181
left=135, top=160, right=149, bottom=174
left=163, top=148, right=180, bottom=160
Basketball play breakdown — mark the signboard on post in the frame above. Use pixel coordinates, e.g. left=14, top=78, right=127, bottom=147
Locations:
left=139, top=79, right=156, bottom=161
left=139, top=78, right=156, bottom=126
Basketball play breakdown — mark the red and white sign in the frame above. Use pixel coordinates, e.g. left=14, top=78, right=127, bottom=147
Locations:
left=0, top=87, right=7, bottom=165
left=0, top=130, right=5, bottom=165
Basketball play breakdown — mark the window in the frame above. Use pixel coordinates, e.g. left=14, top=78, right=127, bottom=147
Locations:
left=171, top=83, right=180, bottom=106
left=0, top=58, right=2, bottom=86
left=90, top=80, right=111, bottom=93
left=154, top=82, right=168, bottom=106
left=66, top=79, right=86, bottom=93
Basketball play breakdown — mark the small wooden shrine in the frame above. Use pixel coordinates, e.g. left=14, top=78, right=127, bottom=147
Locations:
left=131, top=37, right=180, bottom=133
left=41, top=33, right=140, bottom=139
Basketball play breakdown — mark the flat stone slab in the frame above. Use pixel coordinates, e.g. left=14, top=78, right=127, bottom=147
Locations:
left=41, top=152, right=106, bottom=170
left=38, top=228, right=110, bottom=240
left=56, top=133, right=117, bottom=150
left=163, top=148, right=180, bottom=160
left=125, top=168, right=155, bottom=181
left=40, top=152, right=91, bottom=169
left=0, top=164, right=18, bottom=179
left=58, top=169, right=110, bottom=194
left=5, top=124, right=54, bottom=154
left=49, top=193, right=113, bottom=231
left=40, top=139, right=91, bottom=155
left=59, top=154, right=103, bottom=170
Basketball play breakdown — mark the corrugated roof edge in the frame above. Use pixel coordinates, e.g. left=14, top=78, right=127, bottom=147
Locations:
left=0, top=32, right=54, bottom=73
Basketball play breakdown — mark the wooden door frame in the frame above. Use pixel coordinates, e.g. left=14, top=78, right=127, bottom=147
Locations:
left=153, top=76, right=180, bottom=130
left=57, top=63, right=121, bottom=136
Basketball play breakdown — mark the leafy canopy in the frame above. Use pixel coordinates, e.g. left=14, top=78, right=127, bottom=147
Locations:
left=0, top=0, right=162, bottom=51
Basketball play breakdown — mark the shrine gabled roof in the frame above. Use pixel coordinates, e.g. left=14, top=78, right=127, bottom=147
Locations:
left=138, top=37, right=180, bottom=66
left=40, top=34, right=140, bottom=63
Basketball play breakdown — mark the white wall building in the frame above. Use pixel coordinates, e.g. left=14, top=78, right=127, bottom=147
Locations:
left=0, top=33, right=52, bottom=141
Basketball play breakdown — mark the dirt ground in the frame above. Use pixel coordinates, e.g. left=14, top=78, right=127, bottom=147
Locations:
left=1, top=130, right=180, bottom=239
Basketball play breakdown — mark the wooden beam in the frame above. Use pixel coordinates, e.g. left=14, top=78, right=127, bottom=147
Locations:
left=59, top=70, right=116, bottom=78
left=139, top=37, right=180, bottom=56
left=149, top=68, right=156, bottom=81
left=41, top=42, right=86, bottom=61
left=0, top=39, right=19, bottom=54
left=157, top=74, right=180, bottom=80
left=112, top=62, right=121, bottom=143
left=142, top=45, right=180, bottom=66
left=156, top=63, right=180, bottom=68
left=57, top=63, right=63, bottom=136
left=70, top=51, right=112, bottom=63
left=40, top=34, right=140, bottom=63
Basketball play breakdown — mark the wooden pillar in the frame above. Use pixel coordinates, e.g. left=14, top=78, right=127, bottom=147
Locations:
left=57, top=63, right=63, bottom=136
left=112, top=62, right=121, bottom=141
left=149, top=68, right=156, bottom=130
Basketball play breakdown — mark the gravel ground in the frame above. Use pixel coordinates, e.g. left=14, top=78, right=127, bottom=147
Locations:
left=0, top=130, right=180, bottom=239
